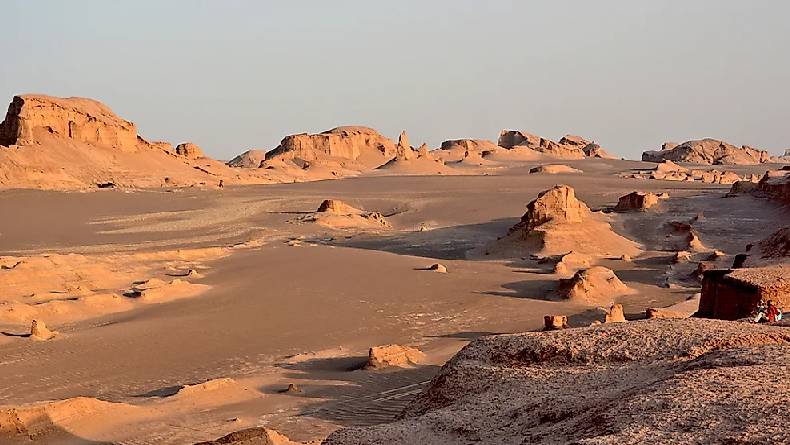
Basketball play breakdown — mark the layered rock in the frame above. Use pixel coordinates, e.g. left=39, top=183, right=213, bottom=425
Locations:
left=528, top=164, right=582, bottom=174
left=0, top=95, right=138, bottom=148
left=756, top=169, right=790, bottom=204
left=642, top=138, right=773, bottom=165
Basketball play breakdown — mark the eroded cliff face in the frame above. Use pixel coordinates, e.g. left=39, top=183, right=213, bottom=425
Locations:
left=757, top=169, right=790, bottom=204
left=0, top=95, right=138, bottom=149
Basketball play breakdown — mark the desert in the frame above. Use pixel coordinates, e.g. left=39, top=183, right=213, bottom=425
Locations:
left=3, top=3, right=790, bottom=445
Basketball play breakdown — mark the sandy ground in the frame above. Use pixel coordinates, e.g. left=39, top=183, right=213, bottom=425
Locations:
left=0, top=158, right=787, bottom=444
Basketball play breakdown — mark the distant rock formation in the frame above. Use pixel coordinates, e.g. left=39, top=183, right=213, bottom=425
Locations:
left=756, top=169, right=790, bottom=204
left=265, top=126, right=396, bottom=168
left=440, top=139, right=498, bottom=153
left=174, top=142, right=205, bottom=159
left=227, top=149, right=267, bottom=168
left=395, top=130, right=416, bottom=161
left=582, top=143, right=616, bottom=159
left=499, top=130, right=608, bottom=160
left=0, top=95, right=137, bottom=148
left=642, top=138, right=773, bottom=165
left=366, top=345, right=425, bottom=369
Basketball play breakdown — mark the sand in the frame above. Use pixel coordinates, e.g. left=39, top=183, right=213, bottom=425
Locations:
left=0, top=157, right=788, bottom=444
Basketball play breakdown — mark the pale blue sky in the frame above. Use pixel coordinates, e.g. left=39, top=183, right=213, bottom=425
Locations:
left=3, top=1, right=789, bottom=158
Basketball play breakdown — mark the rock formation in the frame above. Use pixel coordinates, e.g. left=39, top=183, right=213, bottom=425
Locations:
left=309, top=200, right=390, bottom=229
left=174, top=142, right=205, bottom=159
left=757, top=226, right=790, bottom=260
left=698, top=264, right=790, bottom=320
left=428, top=263, right=447, bottom=273
left=497, top=185, right=641, bottom=257
left=366, top=345, right=425, bottom=369
left=0, top=95, right=138, bottom=148
left=756, top=169, right=790, bottom=204
left=615, top=191, right=661, bottom=211
left=543, top=315, right=568, bottom=331
left=604, top=303, right=626, bottom=323
left=395, top=130, right=416, bottom=161
left=265, top=126, right=397, bottom=169
left=317, top=199, right=362, bottom=214
left=227, top=149, right=267, bottom=168
left=528, top=164, right=582, bottom=174
left=324, top=319, right=790, bottom=445
left=556, top=266, right=634, bottom=305
left=642, top=138, right=773, bottom=165
left=30, top=319, right=56, bottom=340
left=582, top=143, right=616, bottom=159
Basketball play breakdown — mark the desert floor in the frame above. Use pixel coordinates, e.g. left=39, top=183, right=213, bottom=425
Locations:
left=0, top=158, right=786, bottom=444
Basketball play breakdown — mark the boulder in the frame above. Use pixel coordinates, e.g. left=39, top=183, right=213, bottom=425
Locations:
left=428, top=263, right=447, bottom=273
left=615, top=192, right=660, bottom=211
left=543, top=315, right=568, bottom=331
left=0, top=95, right=138, bottom=148
left=604, top=303, right=626, bottom=323
left=174, top=142, right=205, bottom=159
left=366, top=345, right=425, bottom=369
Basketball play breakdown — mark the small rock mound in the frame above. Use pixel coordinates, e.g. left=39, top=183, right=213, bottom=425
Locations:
left=366, top=345, right=425, bottom=370
left=427, top=263, right=447, bottom=273
left=30, top=319, right=56, bottom=340
left=528, top=164, right=582, bottom=174
left=557, top=266, right=634, bottom=305
left=227, top=149, right=267, bottom=168
left=604, top=303, right=626, bottom=323
left=317, top=199, right=362, bottom=215
left=520, top=185, right=589, bottom=230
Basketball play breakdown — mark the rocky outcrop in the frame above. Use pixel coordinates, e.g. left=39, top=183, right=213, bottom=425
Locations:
left=498, top=130, right=602, bottom=159
left=604, top=303, right=626, bottom=323
left=615, top=191, right=661, bottom=211
left=756, top=170, right=790, bottom=204
left=582, top=143, right=616, bottom=159
left=174, top=142, right=205, bottom=159
left=439, top=139, right=498, bottom=153
left=366, top=345, right=425, bottom=369
left=543, top=315, right=568, bottom=330
left=757, top=226, right=790, bottom=260
left=265, top=126, right=396, bottom=167
left=324, top=319, right=790, bottom=445
left=556, top=266, right=634, bottom=305
left=309, top=200, right=390, bottom=229
left=0, top=95, right=139, bottom=148
left=317, top=199, right=362, bottom=214
left=642, top=138, right=773, bottom=165
left=395, top=130, right=416, bottom=161
left=698, top=265, right=790, bottom=320
left=227, top=149, right=267, bottom=168
left=498, top=130, right=542, bottom=148
left=517, top=185, right=589, bottom=230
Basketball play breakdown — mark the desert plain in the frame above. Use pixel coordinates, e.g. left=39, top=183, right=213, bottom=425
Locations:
left=0, top=95, right=789, bottom=445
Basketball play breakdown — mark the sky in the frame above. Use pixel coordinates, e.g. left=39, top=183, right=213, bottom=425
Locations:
left=3, top=1, right=789, bottom=159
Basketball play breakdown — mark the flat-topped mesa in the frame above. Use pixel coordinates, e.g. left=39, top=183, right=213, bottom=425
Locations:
left=0, top=95, right=138, bottom=148
left=642, top=138, right=773, bottom=165
left=264, top=126, right=397, bottom=167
